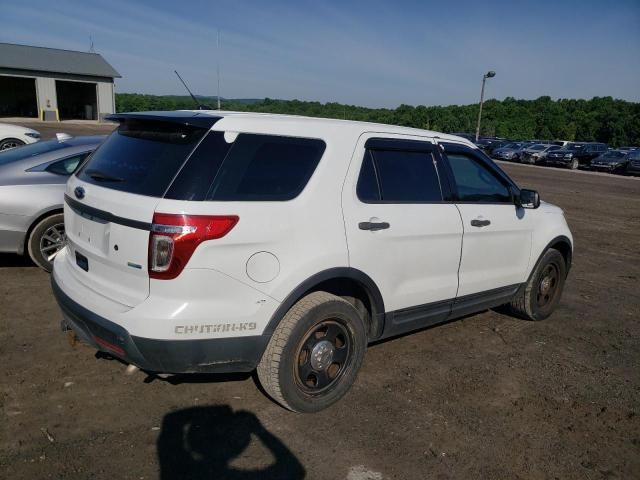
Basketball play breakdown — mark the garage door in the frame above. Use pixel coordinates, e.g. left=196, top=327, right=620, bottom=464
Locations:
left=0, top=76, right=38, bottom=118
left=56, top=80, right=98, bottom=120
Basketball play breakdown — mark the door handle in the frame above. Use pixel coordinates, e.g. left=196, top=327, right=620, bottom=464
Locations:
left=359, top=221, right=390, bottom=231
left=470, top=219, right=491, bottom=227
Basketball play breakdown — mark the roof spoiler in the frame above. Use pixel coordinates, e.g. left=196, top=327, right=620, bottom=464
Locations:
left=105, top=111, right=221, bottom=129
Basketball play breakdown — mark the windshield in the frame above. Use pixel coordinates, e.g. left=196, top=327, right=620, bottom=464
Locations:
left=564, top=143, right=584, bottom=151
left=601, top=151, right=625, bottom=159
left=0, top=140, right=68, bottom=166
left=529, top=144, right=546, bottom=151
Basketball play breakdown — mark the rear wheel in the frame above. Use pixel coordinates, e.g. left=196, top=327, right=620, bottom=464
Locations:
left=505, top=248, right=566, bottom=321
left=257, top=291, right=367, bottom=413
left=0, top=138, right=25, bottom=151
left=27, top=213, right=66, bottom=272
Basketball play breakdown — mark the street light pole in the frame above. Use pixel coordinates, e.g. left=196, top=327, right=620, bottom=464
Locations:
left=475, top=70, right=496, bottom=142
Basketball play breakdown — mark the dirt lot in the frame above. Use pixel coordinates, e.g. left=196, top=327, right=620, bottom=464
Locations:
left=1, top=125, right=639, bottom=479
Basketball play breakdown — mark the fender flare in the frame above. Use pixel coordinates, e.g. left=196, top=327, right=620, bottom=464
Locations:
left=263, top=267, right=385, bottom=338
left=529, top=235, right=573, bottom=281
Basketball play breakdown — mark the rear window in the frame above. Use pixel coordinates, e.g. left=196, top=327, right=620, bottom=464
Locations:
left=76, top=119, right=209, bottom=197
left=0, top=140, right=68, bottom=166
left=166, top=132, right=326, bottom=201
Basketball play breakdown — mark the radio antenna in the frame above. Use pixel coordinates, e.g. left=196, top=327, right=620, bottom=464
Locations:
left=174, top=70, right=211, bottom=110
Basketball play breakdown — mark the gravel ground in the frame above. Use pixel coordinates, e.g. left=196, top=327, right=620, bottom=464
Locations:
left=1, top=124, right=639, bottom=479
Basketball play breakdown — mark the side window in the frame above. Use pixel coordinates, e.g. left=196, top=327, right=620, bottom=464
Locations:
left=206, top=134, right=326, bottom=201
left=446, top=152, right=511, bottom=203
left=356, top=147, right=442, bottom=202
left=356, top=151, right=380, bottom=202
left=46, top=152, right=91, bottom=176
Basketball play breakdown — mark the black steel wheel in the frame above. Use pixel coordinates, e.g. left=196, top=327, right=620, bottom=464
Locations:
left=505, top=248, right=567, bottom=321
left=257, top=291, right=367, bottom=413
left=295, top=320, right=352, bottom=393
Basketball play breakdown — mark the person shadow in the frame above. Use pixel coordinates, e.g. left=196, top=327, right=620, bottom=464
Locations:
left=157, top=405, right=306, bottom=480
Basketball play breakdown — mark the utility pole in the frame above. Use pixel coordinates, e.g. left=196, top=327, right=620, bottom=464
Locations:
left=475, top=71, right=496, bottom=142
left=217, top=29, right=221, bottom=110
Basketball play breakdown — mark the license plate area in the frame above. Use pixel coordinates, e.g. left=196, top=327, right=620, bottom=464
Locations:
left=73, top=213, right=109, bottom=253
left=75, top=251, right=89, bottom=271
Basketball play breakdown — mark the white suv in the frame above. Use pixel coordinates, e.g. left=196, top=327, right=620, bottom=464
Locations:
left=52, top=111, right=573, bottom=413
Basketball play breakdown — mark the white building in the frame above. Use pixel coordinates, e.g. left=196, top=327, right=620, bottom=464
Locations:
left=0, top=42, right=121, bottom=121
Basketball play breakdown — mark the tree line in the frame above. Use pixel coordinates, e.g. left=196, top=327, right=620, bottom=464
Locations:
left=115, top=94, right=640, bottom=147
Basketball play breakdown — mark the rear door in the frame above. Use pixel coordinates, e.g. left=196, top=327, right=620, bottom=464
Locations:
left=438, top=143, right=533, bottom=297
left=63, top=114, right=217, bottom=307
left=342, top=134, right=463, bottom=334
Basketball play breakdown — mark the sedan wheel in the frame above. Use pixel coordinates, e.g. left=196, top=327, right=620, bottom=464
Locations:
left=0, top=138, right=26, bottom=151
left=27, top=213, right=66, bottom=272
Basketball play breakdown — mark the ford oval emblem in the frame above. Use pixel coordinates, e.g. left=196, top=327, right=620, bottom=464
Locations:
left=74, top=186, right=85, bottom=199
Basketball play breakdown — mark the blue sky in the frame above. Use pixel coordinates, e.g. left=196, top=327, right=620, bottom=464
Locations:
left=2, top=0, right=639, bottom=108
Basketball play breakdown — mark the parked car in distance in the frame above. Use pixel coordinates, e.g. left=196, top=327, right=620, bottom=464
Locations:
left=0, top=135, right=105, bottom=271
left=475, top=137, right=505, bottom=153
left=618, top=146, right=639, bottom=151
left=492, top=142, right=527, bottom=161
left=625, top=150, right=640, bottom=176
left=521, top=144, right=562, bottom=164
left=0, top=122, right=41, bottom=150
left=590, top=150, right=632, bottom=173
left=546, top=142, right=607, bottom=169
left=51, top=111, right=573, bottom=413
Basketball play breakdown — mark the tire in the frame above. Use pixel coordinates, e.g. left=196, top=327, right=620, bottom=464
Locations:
left=0, top=138, right=25, bottom=151
left=27, top=213, right=66, bottom=272
left=505, top=248, right=566, bottom=321
left=570, top=158, right=579, bottom=170
left=257, top=291, right=367, bottom=413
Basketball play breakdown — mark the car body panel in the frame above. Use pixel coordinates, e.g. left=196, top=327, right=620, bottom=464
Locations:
left=0, top=136, right=103, bottom=254
left=0, top=122, right=41, bottom=147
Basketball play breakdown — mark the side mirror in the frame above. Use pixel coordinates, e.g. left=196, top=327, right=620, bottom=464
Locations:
left=517, top=189, right=540, bottom=209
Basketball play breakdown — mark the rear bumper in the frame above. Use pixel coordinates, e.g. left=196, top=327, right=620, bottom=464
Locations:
left=52, top=274, right=270, bottom=374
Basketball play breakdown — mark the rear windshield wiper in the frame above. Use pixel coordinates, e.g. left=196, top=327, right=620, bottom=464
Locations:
left=86, top=169, right=124, bottom=182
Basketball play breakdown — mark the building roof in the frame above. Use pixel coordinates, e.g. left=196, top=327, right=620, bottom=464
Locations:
left=0, top=43, right=121, bottom=78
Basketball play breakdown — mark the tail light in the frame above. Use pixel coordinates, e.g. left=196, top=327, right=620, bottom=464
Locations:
left=149, top=213, right=239, bottom=280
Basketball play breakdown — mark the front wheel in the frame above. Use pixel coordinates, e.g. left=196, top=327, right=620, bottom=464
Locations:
left=505, top=248, right=567, bottom=321
left=257, top=291, right=367, bottom=413
left=0, top=138, right=25, bottom=151
left=570, top=158, right=579, bottom=170
left=27, top=213, right=66, bottom=272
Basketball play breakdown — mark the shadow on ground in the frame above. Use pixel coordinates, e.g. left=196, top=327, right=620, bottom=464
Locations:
left=157, top=405, right=305, bottom=480
left=0, top=253, right=34, bottom=268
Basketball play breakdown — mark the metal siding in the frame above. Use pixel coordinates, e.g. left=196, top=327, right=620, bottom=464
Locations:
left=97, top=82, right=115, bottom=115
left=35, top=76, right=57, bottom=111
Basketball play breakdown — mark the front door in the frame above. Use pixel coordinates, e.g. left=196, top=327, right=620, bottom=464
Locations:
left=438, top=143, right=533, bottom=298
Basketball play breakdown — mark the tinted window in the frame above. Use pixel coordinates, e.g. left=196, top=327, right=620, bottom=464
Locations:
left=205, top=134, right=325, bottom=201
left=447, top=153, right=511, bottom=203
left=46, top=152, right=91, bottom=176
left=356, top=151, right=380, bottom=202
left=76, top=119, right=208, bottom=197
left=0, top=140, right=68, bottom=166
left=165, top=132, right=232, bottom=201
left=359, top=149, right=442, bottom=202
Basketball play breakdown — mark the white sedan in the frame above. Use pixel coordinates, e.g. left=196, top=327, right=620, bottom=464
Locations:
left=0, top=122, right=41, bottom=150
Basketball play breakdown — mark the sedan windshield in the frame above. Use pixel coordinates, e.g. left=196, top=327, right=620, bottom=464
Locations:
left=529, top=144, right=546, bottom=151
left=0, top=140, right=67, bottom=166
left=601, top=151, right=625, bottom=159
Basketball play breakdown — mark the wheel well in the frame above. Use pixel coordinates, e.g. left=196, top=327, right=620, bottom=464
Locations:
left=22, top=208, right=63, bottom=255
left=308, top=277, right=378, bottom=337
left=265, top=269, right=385, bottom=341
left=549, top=238, right=572, bottom=274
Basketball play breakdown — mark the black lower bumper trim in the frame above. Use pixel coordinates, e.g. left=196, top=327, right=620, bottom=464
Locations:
left=51, top=275, right=270, bottom=374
